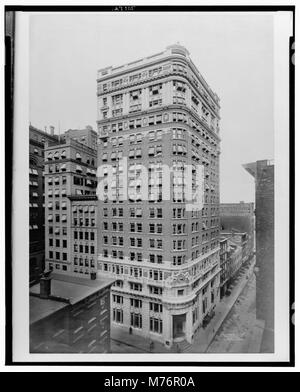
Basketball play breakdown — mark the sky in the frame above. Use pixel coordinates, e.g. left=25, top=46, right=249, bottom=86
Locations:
left=29, top=12, right=274, bottom=203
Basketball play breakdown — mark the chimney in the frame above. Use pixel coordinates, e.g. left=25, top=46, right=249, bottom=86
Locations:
left=40, top=272, right=52, bottom=299
left=49, top=125, right=55, bottom=136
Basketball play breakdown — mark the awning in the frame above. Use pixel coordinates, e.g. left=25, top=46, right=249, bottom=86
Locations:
left=48, top=215, right=53, bottom=221
left=76, top=165, right=82, bottom=172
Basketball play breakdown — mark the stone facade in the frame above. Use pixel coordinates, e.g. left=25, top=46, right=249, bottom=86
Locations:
left=96, top=45, right=221, bottom=346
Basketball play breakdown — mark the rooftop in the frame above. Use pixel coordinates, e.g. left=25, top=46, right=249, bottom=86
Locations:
left=29, top=124, right=59, bottom=142
left=30, top=273, right=114, bottom=325
left=45, top=135, right=97, bottom=154
left=243, top=159, right=274, bottom=178
left=30, top=295, right=68, bottom=325
left=97, top=44, right=220, bottom=103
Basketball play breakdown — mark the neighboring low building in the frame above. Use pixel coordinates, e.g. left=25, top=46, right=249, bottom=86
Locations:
left=243, top=159, right=274, bottom=353
left=227, top=239, right=243, bottom=281
left=219, top=228, right=255, bottom=299
left=220, top=201, right=255, bottom=234
left=29, top=125, right=58, bottom=284
left=30, top=272, right=114, bottom=353
left=220, top=201, right=255, bottom=261
left=219, top=237, right=230, bottom=298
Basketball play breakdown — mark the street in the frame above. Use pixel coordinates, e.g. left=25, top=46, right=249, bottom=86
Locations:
left=207, top=272, right=257, bottom=353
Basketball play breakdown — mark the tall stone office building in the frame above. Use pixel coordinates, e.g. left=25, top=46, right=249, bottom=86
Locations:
left=244, top=159, right=274, bottom=353
left=96, top=45, right=221, bottom=346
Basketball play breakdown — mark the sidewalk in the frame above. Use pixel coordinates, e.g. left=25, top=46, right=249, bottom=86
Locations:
left=111, top=326, right=177, bottom=353
left=188, top=259, right=256, bottom=353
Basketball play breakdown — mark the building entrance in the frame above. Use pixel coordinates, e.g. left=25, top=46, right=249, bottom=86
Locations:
left=173, top=314, right=186, bottom=339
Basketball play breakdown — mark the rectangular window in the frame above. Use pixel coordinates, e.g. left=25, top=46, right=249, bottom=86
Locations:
left=130, top=298, right=142, bottom=308
left=150, top=318, right=163, bottom=334
left=130, top=282, right=142, bottom=291
left=113, top=308, right=123, bottom=324
left=113, top=295, right=124, bottom=304
left=150, top=302, right=163, bottom=313
left=149, top=286, right=163, bottom=295
left=130, top=313, right=142, bottom=329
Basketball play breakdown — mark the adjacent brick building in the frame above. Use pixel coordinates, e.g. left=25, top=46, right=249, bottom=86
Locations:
left=30, top=272, right=114, bottom=353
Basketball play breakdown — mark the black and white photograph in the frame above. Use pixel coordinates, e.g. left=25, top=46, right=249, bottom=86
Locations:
left=3, top=3, right=296, bottom=370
